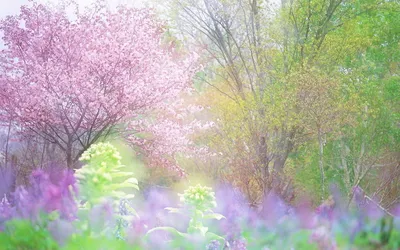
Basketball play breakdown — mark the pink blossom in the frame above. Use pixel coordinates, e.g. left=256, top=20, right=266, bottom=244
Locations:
left=0, top=0, right=199, bottom=169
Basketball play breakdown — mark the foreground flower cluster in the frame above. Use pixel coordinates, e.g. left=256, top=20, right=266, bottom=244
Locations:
left=0, top=143, right=399, bottom=250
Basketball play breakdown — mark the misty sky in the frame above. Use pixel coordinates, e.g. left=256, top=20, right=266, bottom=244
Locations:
left=0, top=0, right=150, bottom=48
left=0, top=0, right=147, bottom=19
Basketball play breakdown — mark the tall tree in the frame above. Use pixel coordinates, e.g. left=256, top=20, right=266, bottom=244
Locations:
left=285, top=0, right=400, bottom=203
left=0, top=0, right=198, bottom=169
left=166, top=0, right=399, bottom=205
left=164, top=0, right=300, bottom=204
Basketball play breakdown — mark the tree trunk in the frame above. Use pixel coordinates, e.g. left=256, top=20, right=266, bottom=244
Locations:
left=4, top=120, right=12, bottom=167
left=273, top=130, right=295, bottom=173
left=66, top=141, right=73, bottom=169
left=340, top=138, right=351, bottom=193
left=318, top=127, right=325, bottom=201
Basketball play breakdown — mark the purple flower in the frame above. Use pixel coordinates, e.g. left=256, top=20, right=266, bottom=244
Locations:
left=0, top=166, right=16, bottom=201
left=231, top=238, right=247, bottom=250
left=9, top=168, right=78, bottom=221
left=48, top=219, right=75, bottom=246
left=310, top=226, right=336, bottom=250
left=258, top=192, right=290, bottom=226
left=206, top=240, right=221, bottom=250
left=295, top=198, right=317, bottom=229
left=88, top=201, right=115, bottom=234
left=0, top=194, right=13, bottom=229
left=214, top=184, right=249, bottom=239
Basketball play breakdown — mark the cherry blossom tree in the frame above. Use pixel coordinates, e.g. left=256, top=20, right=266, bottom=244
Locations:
left=125, top=99, right=213, bottom=176
left=0, top=0, right=198, bottom=169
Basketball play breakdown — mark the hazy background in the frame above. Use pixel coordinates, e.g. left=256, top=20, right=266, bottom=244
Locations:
left=0, top=0, right=152, bottom=48
left=0, top=0, right=149, bottom=19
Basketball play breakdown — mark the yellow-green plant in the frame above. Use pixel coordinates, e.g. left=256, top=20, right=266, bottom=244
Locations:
left=76, top=142, right=139, bottom=206
left=74, top=142, right=139, bottom=239
left=146, top=184, right=225, bottom=248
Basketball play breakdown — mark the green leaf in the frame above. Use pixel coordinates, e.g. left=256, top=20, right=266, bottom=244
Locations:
left=188, top=225, right=209, bottom=235
left=165, top=207, right=182, bottom=213
left=203, top=213, right=226, bottom=220
left=205, top=232, right=225, bottom=243
left=146, top=227, right=187, bottom=238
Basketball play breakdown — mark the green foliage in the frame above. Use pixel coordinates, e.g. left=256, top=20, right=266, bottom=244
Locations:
left=351, top=217, right=400, bottom=250
left=241, top=224, right=319, bottom=250
left=74, top=143, right=140, bottom=242
left=76, top=142, right=139, bottom=206
left=179, top=184, right=218, bottom=212
left=0, top=219, right=59, bottom=250
left=331, top=217, right=400, bottom=250
left=63, top=231, right=136, bottom=250
left=286, top=147, right=325, bottom=203
left=275, top=0, right=400, bottom=204
left=147, top=184, right=225, bottom=248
